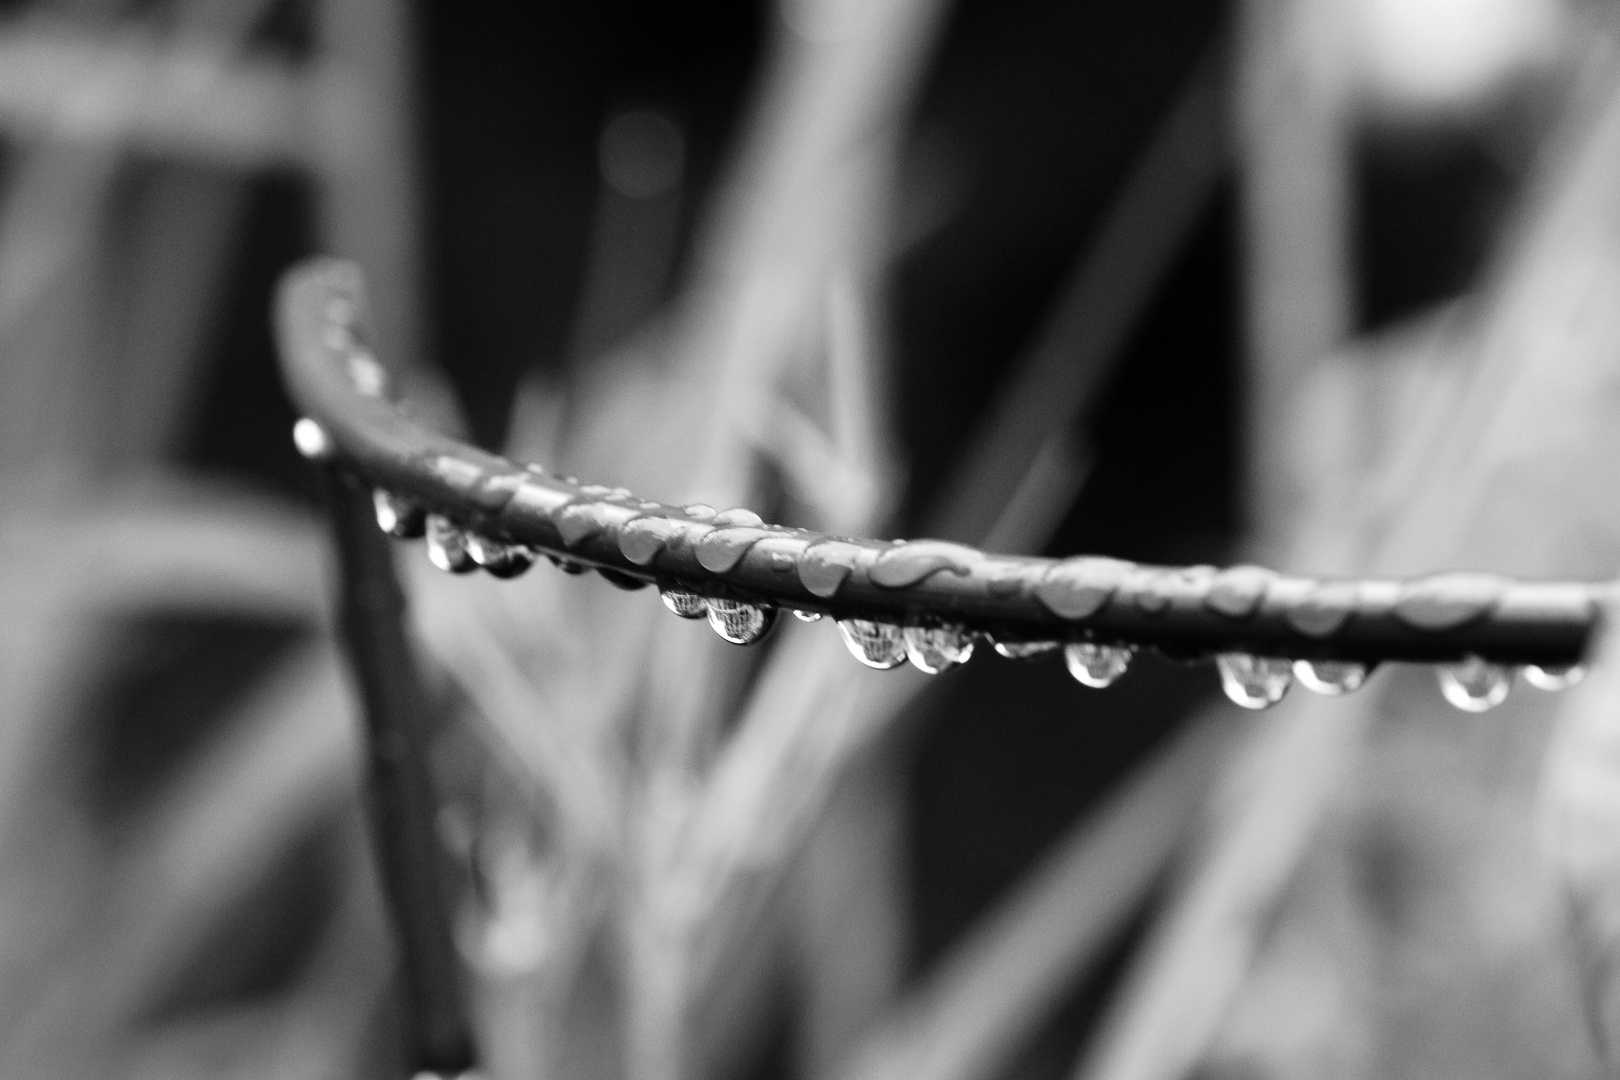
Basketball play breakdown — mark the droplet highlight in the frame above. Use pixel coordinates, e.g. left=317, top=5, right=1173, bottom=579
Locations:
left=903, top=625, right=975, bottom=674
left=660, top=586, right=708, bottom=619
left=993, top=639, right=1059, bottom=660
left=373, top=489, right=426, bottom=538
left=1524, top=664, right=1585, bottom=691
left=1216, top=653, right=1292, bottom=710
left=1437, top=655, right=1511, bottom=712
left=793, top=609, right=822, bottom=622
left=1292, top=659, right=1368, bottom=696
left=836, top=619, right=907, bottom=669
left=706, top=599, right=777, bottom=645
left=292, top=417, right=331, bottom=460
left=466, top=534, right=535, bottom=578
left=1064, top=642, right=1133, bottom=688
left=426, top=515, right=477, bottom=574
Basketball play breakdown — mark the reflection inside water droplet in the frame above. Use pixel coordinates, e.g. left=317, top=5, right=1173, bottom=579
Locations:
left=707, top=599, right=777, bottom=644
left=547, top=555, right=589, bottom=574
left=1065, top=642, right=1132, bottom=688
left=793, top=609, right=822, bottom=622
left=660, top=586, right=708, bottom=619
left=1216, top=653, right=1292, bottom=709
left=426, top=515, right=477, bottom=573
left=373, top=489, right=425, bottom=538
left=837, top=619, right=907, bottom=669
left=1523, top=663, right=1585, bottom=691
left=1292, top=658, right=1368, bottom=696
left=466, top=534, right=535, bottom=578
left=994, top=639, right=1060, bottom=660
left=903, top=625, right=975, bottom=674
left=1438, top=656, right=1511, bottom=711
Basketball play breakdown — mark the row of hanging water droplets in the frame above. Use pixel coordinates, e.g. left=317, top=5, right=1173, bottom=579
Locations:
left=291, top=417, right=1587, bottom=716
left=377, top=480, right=1591, bottom=712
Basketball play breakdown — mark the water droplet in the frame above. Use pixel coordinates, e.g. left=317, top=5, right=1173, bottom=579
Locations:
left=660, top=586, right=708, bottom=619
left=706, top=599, right=777, bottom=645
left=793, top=609, right=822, bottom=622
left=713, top=507, right=765, bottom=527
left=292, top=417, right=331, bottom=459
left=347, top=351, right=388, bottom=397
left=1524, top=663, right=1585, bottom=691
left=618, top=516, right=684, bottom=565
left=1065, top=642, right=1133, bottom=688
left=1292, top=659, right=1368, bottom=695
left=1392, top=572, right=1506, bottom=632
left=695, top=527, right=771, bottom=573
left=903, top=624, right=975, bottom=674
left=682, top=503, right=718, bottom=521
left=466, top=534, right=535, bottom=578
left=836, top=619, right=907, bottom=669
left=1438, top=655, right=1512, bottom=711
left=993, top=639, right=1059, bottom=660
left=870, top=540, right=980, bottom=589
left=799, top=541, right=865, bottom=598
left=1035, top=557, right=1132, bottom=620
left=373, top=489, right=425, bottom=538
left=547, top=556, right=589, bottom=575
left=1206, top=566, right=1275, bottom=619
left=1285, top=580, right=1359, bottom=638
left=1216, top=653, right=1292, bottom=709
left=426, top=515, right=477, bottom=573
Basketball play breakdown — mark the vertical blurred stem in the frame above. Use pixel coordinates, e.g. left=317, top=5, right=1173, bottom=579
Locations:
left=1236, top=0, right=1354, bottom=556
left=324, top=471, right=475, bottom=1074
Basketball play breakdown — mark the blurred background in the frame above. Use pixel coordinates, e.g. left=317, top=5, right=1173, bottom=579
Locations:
left=6, top=0, right=1620, bottom=1078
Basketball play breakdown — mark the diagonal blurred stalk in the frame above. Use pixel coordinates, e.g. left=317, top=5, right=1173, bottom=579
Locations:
left=833, top=711, right=1235, bottom=1080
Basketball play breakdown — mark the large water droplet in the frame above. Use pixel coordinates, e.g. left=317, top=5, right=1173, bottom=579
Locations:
left=994, top=638, right=1060, bottom=660
left=707, top=599, right=777, bottom=645
left=1216, top=653, right=1292, bottom=709
left=793, top=609, right=822, bottom=622
left=1292, top=659, right=1368, bottom=696
left=1523, top=663, right=1585, bottom=691
left=903, top=624, right=975, bottom=674
left=660, top=586, right=708, bottom=619
left=466, top=534, right=536, bottom=578
left=1065, top=642, right=1133, bottom=688
left=426, top=515, right=478, bottom=573
left=292, top=417, right=331, bottom=460
left=373, top=489, right=425, bottom=538
left=1437, top=655, right=1511, bottom=712
left=836, top=619, right=907, bottom=669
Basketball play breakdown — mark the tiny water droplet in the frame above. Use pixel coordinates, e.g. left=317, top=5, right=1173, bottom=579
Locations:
left=713, top=507, right=765, bottom=527
left=1292, top=659, right=1368, bottom=696
left=659, top=586, right=708, bottom=619
left=1065, top=642, right=1133, bottom=688
left=1437, top=655, right=1511, bottom=712
left=426, top=515, right=477, bottom=573
left=682, top=503, right=717, bottom=521
left=347, top=351, right=388, bottom=397
left=836, top=619, right=907, bottom=669
left=903, top=624, right=975, bottom=674
left=1216, top=653, right=1292, bottom=709
left=793, top=609, right=822, bottom=622
left=994, top=639, right=1060, bottom=660
left=466, top=534, right=535, bottom=578
left=1523, top=663, right=1585, bottom=691
left=706, top=599, right=777, bottom=645
left=292, top=417, right=331, bottom=459
left=373, top=489, right=425, bottom=538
